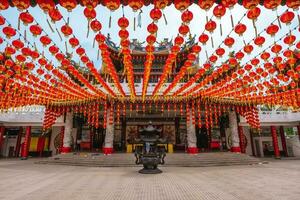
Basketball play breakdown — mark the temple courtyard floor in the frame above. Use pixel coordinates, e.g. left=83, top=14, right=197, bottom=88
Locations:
left=0, top=158, right=299, bottom=200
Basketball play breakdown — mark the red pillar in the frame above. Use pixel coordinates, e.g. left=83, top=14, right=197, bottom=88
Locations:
left=270, top=126, right=280, bottom=159
left=15, top=127, right=23, bottom=157
left=279, top=126, right=288, bottom=157
left=0, top=126, right=5, bottom=154
left=238, top=126, right=246, bottom=153
left=21, top=126, right=31, bottom=159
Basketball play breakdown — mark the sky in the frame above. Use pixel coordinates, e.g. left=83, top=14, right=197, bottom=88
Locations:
left=0, top=3, right=299, bottom=80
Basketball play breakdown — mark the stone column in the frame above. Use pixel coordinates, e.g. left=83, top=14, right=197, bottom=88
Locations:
left=229, top=111, right=241, bottom=152
left=21, top=126, right=31, bottom=159
left=61, top=112, right=73, bottom=153
left=0, top=126, right=5, bottom=155
left=186, top=108, right=198, bottom=154
left=271, top=126, right=280, bottom=159
left=238, top=126, right=246, bottom=153
left=103, top=106, right=114, bottom=155
left=279, top=126, right=288, bottom=157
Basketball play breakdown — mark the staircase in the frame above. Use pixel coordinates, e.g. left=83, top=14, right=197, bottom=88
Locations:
left=36, top=152, right=265, bottom=167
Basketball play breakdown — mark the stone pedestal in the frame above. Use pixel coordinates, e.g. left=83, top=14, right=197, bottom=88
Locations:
left=103, top=106, right=114, bottom=155
left=21, top=126, right=31, bottom=159
left=61, top=112, right=73, bottom=153
left=186, top=108, right=198, bottom=154
left=229, top=111, right=241, bottom=153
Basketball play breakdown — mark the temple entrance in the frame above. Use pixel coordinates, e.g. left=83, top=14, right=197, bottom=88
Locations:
left=196, top=126, right=209, bottom=151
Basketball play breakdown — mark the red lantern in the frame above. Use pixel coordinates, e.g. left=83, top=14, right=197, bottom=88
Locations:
left=260, top=52, right=270, bottom=61
left=280, top=11, right=295, bottom=24
left=69, top=37, right=79, bottom=48
left=30, top=24, right=42, bottom=36
left=174, top=35, right=184, bottom=46
left=266, top=24, right=279, bottom=36
left=254, top=36, right=265, bottom=47
left=37, top=0, right=55, bottom=13
left=5, top=46, right=16, bottom=56
left=181, top=10, right=193, bottom=24
left=12, top=0, right=30, bottom=10
left=40, top=35, right=51, bottom=46
left=0, top=0, right=9, bottom=10
left=48, top=8, right=62, bottom=22
left=81, top=0, right=98, bottom=9
left=244, top=45, right=254, bottom=54
left=179, top=24, right=189, bottom=36
left=242, top=0, right=259, bottom=9
left=213, top=5, right=226, bottom=18
left=198, top=0, right=214, bottom=10
left=19, top=11, right=34, bottom=25
left=247, top=7, right=260, bottom=20
left=59, top=0, right=77, bottom=12
left=0, top=16, right=5, bottom=25
left=221, top=0, right=237, bottom=8
left=12, top=39, right=24, bottom=49
left=174, top=0, right=190, bottom=11
left=286, top=0, right=300, bottom=10
left=263, top=0, right=282, bottom=9
left=205, top=20, right=216, bottom=33
left=224, top=37, right=235, bottom=47
left=90, top=20, right=102, bottom=32
left=104, top=0, right=120, bottom=11
left=153, top=0, right=169, bottom=9
left=146, top=35, right=156, bottom=45
left=216, top=48, right=225, bottom=57
left=199, top=33, right=209, bottom=45
left=235, top=51, right=244, bottom=60
left=284, top=35, right=296, bottom=45
left=3, top=26, right=16, bottom=38
left=95, top=33, right=106, bottom=43
left=61, top=24, right=73, bottom=37
left=271, top=44, right=282, bottom=54
left=118, top=17, right=129, bottom=29
left=84, top=8, right=96, bottom=21
left=147, top=23, right=158, bottom=34
left=49, top=45, right=59, bottom=55
left=128, top=0, right=143, bottom=12
left=192, top=45, right=201, bottom=53
left=150, top=8, right=162, bottom=22
left=234, top=23, right=247, bottom=36
left=119, top=29, right=129, bottom=40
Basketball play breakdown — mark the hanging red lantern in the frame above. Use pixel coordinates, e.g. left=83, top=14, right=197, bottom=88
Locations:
left=48, top=8, right=62, bottom=22
left=81, top=0, right=99, bottom=9
left=84, top=8, right=96, bottom=21
left=95, top=33, right=106, bottom=43
left=242, top=0, right=259, bottom=9
left=271, top=44, right=282, bottom=54
left=37, top=0, right=55, bottom=13
left=181, top=10, right=193, bottom=24
left=254, top=36, right=265, bottom=47
left=286, top=0, right=300, bottom=10
left=198, top=0, right=214, bottom=10
left=59, top=0, right=77, bottom=12
left=199, top=33, right=209, bottom=45
left=61, top=24, right=73, bottom=37
left=146, top=35, right=156, bottom=45
left=260, top=52, right=270, bottom=61
left=69, top=37, right=79, bottom=48
left=119, top=29, right=129, bottom=40
left=0, top=0, right=9, bottom=10
left=222, top=0, right=237, bottom=8
left=147, top=23, right=158, bottom=34
left=0, top=16, right=5, bottom=25
left=118, top=17, right=129, bottom=29
left=153, top=0, right=169, bottom=9
left=128, top=0, right=143, bottom=12
left=150, top=8, right=162, bottom=22
left=174, top=0, right=190, bottom=11
left=213, top=5, right=226, bottom=18
left=3, top=26, right=16, bottom=39
left=90, top=20, right=102, bottom=32
left=205, top=20, right=216, bottom=33
left=19, top=11, right=34, bottom=25
left=224, top=37, right=235, bottom=47
left=40, top=35, right=51, bottom=46
left=12, top=0, right=30, bottom=10
left=104, top=0, right=120, bottom=11
left=266, top=24, right=279, bottom=36
left=49, top=45, right=59, bottom=55
left=209, top=55, right=218, bottom=63
left=280, top=11, right=295, bottom=24
left=244, top=44, right=254, bottom=54
left=216, top=48, right=225, bottom=57
left=174, top=35, right=184, bottom=46
left=235, top=51, right=244, bottom=60
left=234, top=23, right=247, bottom=36
left=179, top=24, right=189, bottom=36
left=284, top=35, right=296, bottom=45
left=12, top=39, right=24, bottom=49
left=5, top=46, right=16, bottom=56
left=263, top=0, right=282, bottom=9
left=192, top=45, right=201, bottom=53
left=30, top=24, right=42, bottom=36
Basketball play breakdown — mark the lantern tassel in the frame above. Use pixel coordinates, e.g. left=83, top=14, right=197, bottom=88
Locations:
left=18, top=17, right=20, bottom=31
left=56, top=28, right=63, bottom=41
left=46, top=19, right=55, bottom=33
left=276, top=11, right=281, bottom=29
left=211, top=36, right=214, bottom=48
left=86, top=21, right=90, bottom=38
left=24, top=29, right=27, bottom=41
left=134, top=16, right=136, bottom=31
left=163, top=12, right=168, bottom=25
left=206, top=14, right=208, bottom=24
left=220, top=23, right=223, bottom=36
left=92, top=37, right=96, bottom=48
left=109, top=12, right=112, bottom=29
left=230, top=12, right=234, bottom=29
left=298, top=14, right=300, bottom=26
left=97, top=49, right=100, bottom=60
left=65, top=41, right=68, bottom=54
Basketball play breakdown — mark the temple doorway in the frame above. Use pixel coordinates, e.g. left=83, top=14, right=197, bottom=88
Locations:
left=196, top=126, right=209, bottom=151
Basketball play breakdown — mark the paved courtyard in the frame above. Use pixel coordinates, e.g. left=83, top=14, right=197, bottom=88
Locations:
left=0, top=159, right=299, bottom=200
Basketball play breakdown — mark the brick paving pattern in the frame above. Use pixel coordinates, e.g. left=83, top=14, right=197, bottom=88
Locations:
left=0, top=159, right=299, bottom=200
